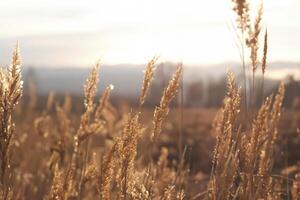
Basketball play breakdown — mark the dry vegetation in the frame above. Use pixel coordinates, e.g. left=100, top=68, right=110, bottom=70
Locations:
left=0, top=0, right=300, bottom=199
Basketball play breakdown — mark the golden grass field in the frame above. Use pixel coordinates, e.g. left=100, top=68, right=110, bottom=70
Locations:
left=0, top=0, right=300, bottom=199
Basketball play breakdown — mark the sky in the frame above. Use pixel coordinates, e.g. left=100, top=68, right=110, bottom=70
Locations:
left=0, top=0, right=300, bottom=67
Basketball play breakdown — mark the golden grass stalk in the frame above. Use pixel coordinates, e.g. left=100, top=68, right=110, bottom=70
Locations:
left=139, top=56, right=158, bottom=107
left=231, top=0, right=250, bottom=120
left=240, top=83, right=285, bottom=199
left=247, top=2, right=263, bottom=107
left=48, top=165, right=64, bottom=200
left=262, top=29, right=268, bottom=75
left=76, top=61, right=100, bottom=146
left=8, top=43, right=23, bottom=108
left=95, top=84, right=114, bottom=119
left=98, top=143, right=117, bottom=200
left=209, top=71, right=241, bottom=200
left=240, top=96, right=273, bottom=198
left=209, top=70, right=285, bottom=199
left=231, top=0, right=250, bottom=32
left=84, top=62, right=100, bottom=111
left=63, top=62, right=102, bottom=200
left=115, top=113, right=141, bottom=199
left=0, top=43, right=23, bottom=185
left=151, top=64, right=182, bottom=142
left=64, top=161, right=77, bottom=199
left=83, top=154, right=98, bottom=183
left=261, top=29, right=268, bottom=103
left=247, top=2, right=263, bottom=73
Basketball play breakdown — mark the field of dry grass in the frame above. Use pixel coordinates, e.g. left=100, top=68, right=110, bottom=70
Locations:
left=0, top=0, right=300, bottom=199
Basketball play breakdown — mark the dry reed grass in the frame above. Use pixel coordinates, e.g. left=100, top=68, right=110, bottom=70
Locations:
left=0, top=1, right=299, bottom=199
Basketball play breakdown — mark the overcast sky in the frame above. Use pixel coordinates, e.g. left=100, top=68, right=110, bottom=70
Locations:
left=0, top=0, right=299, bottom=67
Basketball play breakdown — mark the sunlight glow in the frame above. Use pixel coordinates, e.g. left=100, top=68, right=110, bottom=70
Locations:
left=0, top=0, right=299, bottom=66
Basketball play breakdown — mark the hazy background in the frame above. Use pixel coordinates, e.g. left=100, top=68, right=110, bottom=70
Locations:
left=0, top=0, right=299, bottom=104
